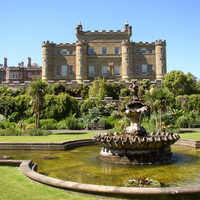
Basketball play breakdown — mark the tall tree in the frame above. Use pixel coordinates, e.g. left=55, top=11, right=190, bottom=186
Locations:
left=163, top=70, right=197, bottom=96
left=29, top=78, right=48, bottom=128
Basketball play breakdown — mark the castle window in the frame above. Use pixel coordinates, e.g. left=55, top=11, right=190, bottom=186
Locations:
left=89, top=66, right=95, bottom=76
left=46, top=50, right=49, bottom=54
left=70, top=50, right=73, bottom=55
left=56, top=66, right=60, bottom=76
left=62, top=63, right=67, bottom=76
left=28, top=72, right=32, bottom=78
left=142, top=62, right=148, bottom=75
left=114, top=66, right=120, bottom=76
left=135, top=50, right=140, bottom=54
left=125, top=57, right=130, bottom=63
left=80, top=49, right=83, bottom=54
left=102, top=66, right=108, bottom=76
left=10, top=72, right=18, bottom=79
left=69, top=65, right=73, bottom=76
left=136, top=65, right=140, bottom=75
left=115, top=47, right=120, bottom=55
left=56, top=51, right=60, bottom=55
left=80, top=67, right=83, bottom=75
left=161, top=48, right=164, bottom=53
left=127, top=66, right=130, bottom=75
left=149, top=65, right=154, bottom=75
left=102, top=47, right=107, bottom=55
left=88, top=47, right=94, bottom=55
left=62, top=49, right=67, bottom=55
left=162, top=66, right=165, bottom=74
left=149, top=49, right=153, bottom=54
left=127, top=48, right=130, bottom=53
left=141, top=48, right=147, bottom=54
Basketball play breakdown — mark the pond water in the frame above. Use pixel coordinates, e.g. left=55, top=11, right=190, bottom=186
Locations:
left=1, top=145, right=200, bottom=187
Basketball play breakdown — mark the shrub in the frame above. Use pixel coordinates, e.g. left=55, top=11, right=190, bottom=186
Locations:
left=25, top=129, right=51, bottom=136
left=1, top=121, right=16, bottom=129
left=25, top=117, right=35, bottom=124
left=98, top=116, right=117, bottom=129
left=114, top=117, right=130, bottom=131
left=7, top=112, right=20, bottom=122
left=175, top=116, right=189, bottom=128
left=65, top=117, right=82, bottom=130
left=40, top=118, right=57, bottom=130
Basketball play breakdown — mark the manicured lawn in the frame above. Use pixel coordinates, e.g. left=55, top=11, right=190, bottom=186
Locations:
left=179, top=130, right=200, bottom=140
left=0, top=166, right=116, bottom=200
left=0, top=131, right=104, bottom=143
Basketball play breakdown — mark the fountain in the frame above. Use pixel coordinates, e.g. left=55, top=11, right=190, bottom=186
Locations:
left=93, top=81, right=180, bottom=164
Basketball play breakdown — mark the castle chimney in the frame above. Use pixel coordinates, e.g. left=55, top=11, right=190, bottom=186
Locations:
left=27, top=57, right=31, bottom=67
left=124, top=21, right=129, bottom=31
left=4, top=57, right=7, bottom=67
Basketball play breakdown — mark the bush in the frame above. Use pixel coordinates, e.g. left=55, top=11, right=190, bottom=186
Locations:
left=65, top=117, right=82, bottom=130
left=1, top=121, right=16, bottom=129
left=98, top=116, right=117, bottom=129
left=40, top=118, right=57, bottom=130
left=25, top=117, right=35, bottom=124
left=114, top=117, right=130, bottom=131
left=175, top=116, right=189, bottom=128
left=25, top=129, right=51, bottom=136
left=7, top=112, right=20, bottom=122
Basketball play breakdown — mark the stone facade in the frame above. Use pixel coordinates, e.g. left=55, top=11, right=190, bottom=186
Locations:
left=42, top=22, right=166, bottom=83
left=0, top=57, right=42, bottom=84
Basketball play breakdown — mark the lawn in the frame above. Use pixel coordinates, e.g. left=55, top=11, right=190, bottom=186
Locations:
left=178, top=130, right=200, bottom=140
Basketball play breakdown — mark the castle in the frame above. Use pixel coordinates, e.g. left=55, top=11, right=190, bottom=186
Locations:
left=42, top=22, right=166, bottom=83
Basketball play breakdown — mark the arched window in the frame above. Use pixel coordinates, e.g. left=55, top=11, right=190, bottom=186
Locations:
left=89, top=66, right=95, bottom=76
left=102, top=66, right=108, bottom=76
left=62, top=63, right=67, bottom=76
left=142, top=62, right=148, bottom=75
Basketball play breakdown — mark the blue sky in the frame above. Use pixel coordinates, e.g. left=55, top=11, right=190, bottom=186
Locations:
left=1, top=0, right=200, bottom=79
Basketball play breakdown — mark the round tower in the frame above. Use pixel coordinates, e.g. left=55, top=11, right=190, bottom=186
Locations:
left=121, top=40, right=132, bottom=82
left=75, top=40, right=87, bottom=83
left=42, top=41, right=54, bottom=81
left=155, top=40, right=167, bottom=80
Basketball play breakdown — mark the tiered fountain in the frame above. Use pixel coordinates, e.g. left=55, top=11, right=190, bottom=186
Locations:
left=93, top=81, right=180, bottom=164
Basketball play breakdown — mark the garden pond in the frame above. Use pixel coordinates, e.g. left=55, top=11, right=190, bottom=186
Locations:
left=1, top=145, right=200, bottom=187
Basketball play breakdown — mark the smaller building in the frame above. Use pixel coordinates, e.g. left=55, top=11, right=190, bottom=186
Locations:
left=0, top=57, right=42, bottom=84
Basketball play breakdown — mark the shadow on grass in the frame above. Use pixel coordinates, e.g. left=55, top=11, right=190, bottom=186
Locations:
left=52, top=132, right=89, bottom=135
left=179, top=130, right=197, bottom=134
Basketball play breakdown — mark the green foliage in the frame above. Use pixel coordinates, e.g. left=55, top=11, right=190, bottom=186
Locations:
left=80, top=98, right=102, bottom=113
left=50, top=82, right=66, bottom=95
left=0, top=128, right=51, bottom=136
left=114, top=117, right=130, bottom=131
left=24, top=117, right=35, bottom=124
left=1, top=121, right=16, bottom=129
left=98, top=116, right=117, bottom=129
left=89, top=77, right=108, bottom=100
left=175, top=116, right=189, bottom=128
left=164, top=70, right=197, bottom=96
left=138, top=79, right=151, bottom=98
left=65, top=117, right=83, bottom=130
left=42, top=93, right=80, bottom=121
left=40, top=118, right=57, bottom=130
left=7, top=112, right=20, bottom=122
left=107, top=81, right=125, bottom=99
left=120, top=87, right=131, bottom=97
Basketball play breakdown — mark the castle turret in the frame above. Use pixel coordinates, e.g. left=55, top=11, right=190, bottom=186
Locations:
left=121, top=39, right=132, bottom=81
left=155, top=40, right=166, bottom=80
left=75, top=40, right=88, bottom=83
left=42, top=41, right=54, bottom=81
left=27, top=57, right=31, bottom=67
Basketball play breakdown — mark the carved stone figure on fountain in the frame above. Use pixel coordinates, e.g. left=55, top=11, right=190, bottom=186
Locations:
left=123, top=81, right=150, bottom=136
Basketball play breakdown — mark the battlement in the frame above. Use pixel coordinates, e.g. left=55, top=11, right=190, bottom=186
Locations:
left=42, top=41, right=76, bottom=47
left=155, top=39, right=166, bottom=44
left=134, top=41, right=155, bottom=45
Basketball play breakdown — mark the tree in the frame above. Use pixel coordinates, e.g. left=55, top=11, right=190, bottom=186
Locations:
left=144, top=87, right=173, bottom=131
left=89, top=77, right=108, bottom=100
left=163, top=70, right=197, bottom=96
left=29, top=78, right=48, bottom=128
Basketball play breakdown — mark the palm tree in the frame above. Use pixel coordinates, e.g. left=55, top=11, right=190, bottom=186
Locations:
left=29, top=78, right=48, bottom=128
left=144, top=87, right=172, bottom=131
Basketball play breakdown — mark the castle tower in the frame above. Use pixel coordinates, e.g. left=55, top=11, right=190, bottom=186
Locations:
left=155, top=40, right=166, bottom=80
left=75, top=40, right=88, bottom=83
left=4, top=57, right=7, bottom=67
left=42, top=41, right=54, bottom=81
left=121, top=39, right=132, bottom=81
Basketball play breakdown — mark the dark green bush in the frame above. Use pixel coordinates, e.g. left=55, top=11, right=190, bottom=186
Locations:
left=65, top=117, right=81, bottom=130
left=7, top=112, right=20, bottom=122
left=175, top=116, right=189, bottom=128
left=40, top=118, right=57, bottom=130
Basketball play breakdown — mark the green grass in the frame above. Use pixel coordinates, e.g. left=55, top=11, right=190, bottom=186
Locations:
left=0, top=131, right=104, bottom=143
left=179, top=130, right=200, bottom=140
left=0, top=166, right=117, bottom=200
